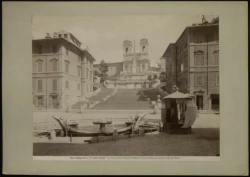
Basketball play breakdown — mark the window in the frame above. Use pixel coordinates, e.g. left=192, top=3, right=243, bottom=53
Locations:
left=86, top=68, right=89, bottom=78
left=195, top=75, right=203, bottom=86
left=65, top=61, right=70, bottom=73
left=52, top=45, right=57, bottom=53
left=53, top=79, right=57, bottom=91
left=65, top=47, right=69, bottom=55
left=37, top=45, right=42, bottom=54
left=77, top=66, right=81, bottom=77
left=37, top=96, right=44, bottom=106
left=38, top=80, right=42, bottom=92
left=142, top=46, right=145, bottom=52
left=65, top=80, right=69, bottom=89
left=194, top=51, right=204, bottom=66
left=78, top=83, right=80, bottom=90
left=58, top=34, right=62, bottom=38
left=181, top=63, right=184, bottom=72
left=64, top=34, right=67, bottom=38
left=216, top=74, right=219, bottom=85
left=215, top=53, right=219, bottom=65
left=52, top=60, right=57, bottom=71
left=126, top=48, right=128, bottom=53
left=38, top=61, right=42, bottom=72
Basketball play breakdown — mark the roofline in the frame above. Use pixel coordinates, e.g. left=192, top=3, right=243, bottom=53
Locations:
left=57, top=30, right=82, bottom=44
left=162, top=43, right=176, bottom=58
left=32, top=37, right=96, bottom=62
left=175, top=23, right=219, bottom=45
left=83, top=50, right=96, bottom=62
left=161, top=23, right=219, bottom=58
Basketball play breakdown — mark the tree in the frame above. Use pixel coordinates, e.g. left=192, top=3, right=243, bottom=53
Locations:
left=99, top=60, right=109, bottom=83
left=94, top=70, right=101, bottom=77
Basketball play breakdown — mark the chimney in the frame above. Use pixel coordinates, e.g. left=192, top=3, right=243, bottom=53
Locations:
left=45, top=33, right=51, bottom=39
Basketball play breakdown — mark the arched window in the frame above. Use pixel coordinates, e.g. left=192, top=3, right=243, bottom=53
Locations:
left=142, top=46, right=145, bottom=52
left=142, top=63, right=145, bottom=71
left=194, top=50, right=204, bottom=66
left=125, top=65, right=128, bottom=71
left=36, top=59, right=43, bottom=72
left=213, top=50, right=219, bottom=65
left=50, top=59, right=58, bottom=71
left=77, top=66, right=81, bottom=77
left=65, top=60, right=70, bottom=73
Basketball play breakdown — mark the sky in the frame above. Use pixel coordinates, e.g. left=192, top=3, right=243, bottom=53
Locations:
left=32, top=15, right=217, bottom=67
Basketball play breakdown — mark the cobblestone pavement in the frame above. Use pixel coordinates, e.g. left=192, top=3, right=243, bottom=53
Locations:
left=33, top=111, right=219, bottom=156
left=33, top=128, right=219, bottom=156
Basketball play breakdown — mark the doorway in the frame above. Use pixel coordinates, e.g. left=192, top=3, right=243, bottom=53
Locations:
left=196, top=95, right=203, bottom=110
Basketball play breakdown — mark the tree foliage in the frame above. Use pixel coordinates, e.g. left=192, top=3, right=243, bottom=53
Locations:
left=99, top=60, right=109, bottom=83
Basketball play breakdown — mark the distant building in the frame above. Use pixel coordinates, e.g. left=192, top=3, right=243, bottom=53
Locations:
left=94, top=62, right=123, bottom=78
left=99, top=39, right=160, bottom=89
left=160, top=57, right=166, bottom=72
left=32, top=30, right=96, bottom=109
left=162, top=16, right=219, bottom=111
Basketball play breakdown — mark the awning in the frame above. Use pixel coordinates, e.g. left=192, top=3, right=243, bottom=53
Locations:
left=210, top=94, right=219, bottom=99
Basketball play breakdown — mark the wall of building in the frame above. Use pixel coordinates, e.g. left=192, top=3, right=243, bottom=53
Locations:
left=32, top=38, right=95, bottom=109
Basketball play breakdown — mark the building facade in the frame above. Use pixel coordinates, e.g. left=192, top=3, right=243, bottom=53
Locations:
left=160, top=57, right=166, bottom=72
left=163, top=17, right=219, bottom=111
left=32, top=30, right=96, bottom=109
left=162, top=43, right=177, bottom=93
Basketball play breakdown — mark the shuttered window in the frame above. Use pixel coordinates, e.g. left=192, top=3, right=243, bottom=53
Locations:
left=65, top=61, right=70, bottom=73
left=38, top=61, right=42, bottom=72
left=215, top=53, right=219, bottom=65
left=216, top=74, right=219, bottom=85
left=52, top=60, right=57, bottom=71
left=195, top=75, right=203, bottom=86
left=53, top=79, right=57, bottom=91
left=77, top=67, right=81, bottom=77
left=37, top=96, right=44, bottom=106
left=194, top=53, right=204, bottom=66
left=38, top=80, right=42, bottom=92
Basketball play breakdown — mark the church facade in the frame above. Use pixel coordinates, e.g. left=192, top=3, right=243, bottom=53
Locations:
left=100, top=38, right=160, bottom=89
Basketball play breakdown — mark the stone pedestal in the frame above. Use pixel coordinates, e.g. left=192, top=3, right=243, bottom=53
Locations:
left=139, top=129, right=145, bottom=136
left=50, top=130, right=56, bottom=140
left=112, top=130, right=118, bottom=141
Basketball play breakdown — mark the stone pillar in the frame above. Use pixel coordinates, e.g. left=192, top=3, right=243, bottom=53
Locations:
left=208, top=97, right=212, bottom=110
left=139, top=129, right=145, bottom=136
left=50, top=130, right=56, bottom=140
left=156, top=95, right=162, bottom=109
left=112, top=130, right=118, bottom=141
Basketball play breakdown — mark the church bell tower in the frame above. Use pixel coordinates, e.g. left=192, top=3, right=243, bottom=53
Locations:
left=140, top=38, right=149, bottom=54
left=123, top=40, right=132, bottom=58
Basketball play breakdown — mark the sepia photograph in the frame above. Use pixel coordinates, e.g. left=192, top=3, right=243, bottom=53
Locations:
left=32, top=14, right=220, bottom=158
left=3, top=1, right=248, bottom=175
